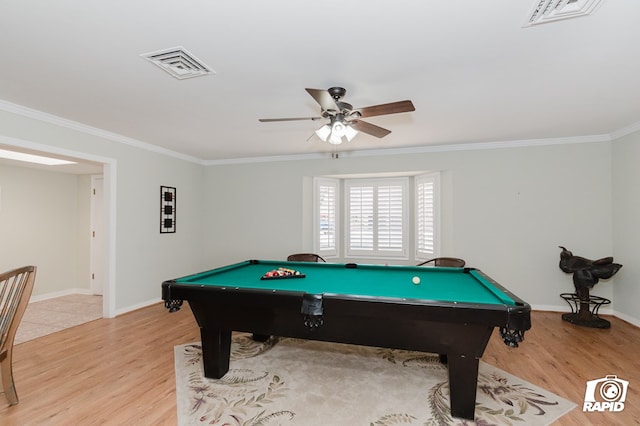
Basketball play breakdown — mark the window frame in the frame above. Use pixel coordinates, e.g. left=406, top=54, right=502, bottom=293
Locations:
left=414, top=172, right=441, bottom=261
left=312, top=171, right=441, bottom=262
left=344, top=177, right=409, bottom=260
left=313, top=177, right=339, bottom=258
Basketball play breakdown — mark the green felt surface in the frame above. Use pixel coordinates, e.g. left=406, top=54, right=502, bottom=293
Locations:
left=175, top=260, right=516, bottom=306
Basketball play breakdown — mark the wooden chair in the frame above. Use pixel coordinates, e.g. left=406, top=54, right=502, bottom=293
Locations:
left=0, top=266, right=36, bottom=405
left=417, top=257, right=466, bottom=267
left=287, top=253, right=327, bottom=263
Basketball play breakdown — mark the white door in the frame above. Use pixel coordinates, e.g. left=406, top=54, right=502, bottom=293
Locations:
left=90, top=175, right=104, bottom=295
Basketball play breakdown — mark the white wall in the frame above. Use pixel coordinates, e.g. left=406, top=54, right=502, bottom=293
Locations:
left=204, top=141, right=616, bottom=313
left=449, top=143, right=613, bottom=308
left=0, top=164, right=89, bottom=296
left=0, top=108, right=206, bottom=313
left=612, top=130, right=640, bottom=323
left=110, top=149, right=206, bottom=309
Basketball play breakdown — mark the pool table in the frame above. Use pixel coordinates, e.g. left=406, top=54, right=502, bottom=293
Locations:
left=162, top=259, right=531, bottom=420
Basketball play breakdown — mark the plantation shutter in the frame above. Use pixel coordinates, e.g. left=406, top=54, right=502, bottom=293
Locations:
left=314, top=178, right=339, bottom=257
left=377, top=185, right=404, bottom=252
left=348, top=185, right=374, bottom=251
left=415, top=172, right=440, bottom=259
left=346, top=178, right=408, bottom=258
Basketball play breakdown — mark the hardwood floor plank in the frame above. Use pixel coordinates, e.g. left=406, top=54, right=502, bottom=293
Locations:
left=484, top=311, right=640, bottom=425
left=1, top=304, right=638, bottom=425
left=1, top=304, right=198, bottom=425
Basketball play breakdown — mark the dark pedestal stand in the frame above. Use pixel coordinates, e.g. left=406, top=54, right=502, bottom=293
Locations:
left=560, top=291, right=611, bottom=329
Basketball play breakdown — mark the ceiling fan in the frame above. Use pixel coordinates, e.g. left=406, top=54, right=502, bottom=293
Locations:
left=258, top=87, right=415, bottom=145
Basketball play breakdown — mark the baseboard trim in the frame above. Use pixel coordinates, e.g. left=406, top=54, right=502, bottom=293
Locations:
left=532, top=304, right=640, bottom=328
left=29, top=288, right=95, bottom=303
left=115, top=298, right=162, bottom=316
left=610, top=310, right=640, bottom=328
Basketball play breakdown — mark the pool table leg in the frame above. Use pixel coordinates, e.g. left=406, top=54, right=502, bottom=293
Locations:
left=200, top=327, right=232, bottom=379
left=447, top=355, right=479, bottom=420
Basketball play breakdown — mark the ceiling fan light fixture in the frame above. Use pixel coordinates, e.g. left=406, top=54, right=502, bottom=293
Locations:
left=328, top=133, right=343, bottom=145
left=329, top=120, right=359, bottom=144
left=315, top=124, right=331, bottom=141
left=344, top=125, right=358, bottom=142
left=331, top=121, right=347, bottom=138
left=315, top=121, right=358, bottom=144
left=260, top=87, right=414, bottom=145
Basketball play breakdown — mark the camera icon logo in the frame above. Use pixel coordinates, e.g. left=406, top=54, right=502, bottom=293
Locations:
left=583, top=375, right=629, bottom=412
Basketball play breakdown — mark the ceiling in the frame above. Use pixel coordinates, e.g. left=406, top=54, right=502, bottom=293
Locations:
left=1, top=0, right=639, bottom=164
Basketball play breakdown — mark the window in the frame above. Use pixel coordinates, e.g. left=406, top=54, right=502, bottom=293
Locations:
left=313, top=172, right=440, bottom=261
left=415, top=172, right=440, bottom=260
left=313, top=178, right=339, bottom=257
left=345, top=178, right=408, bottom=258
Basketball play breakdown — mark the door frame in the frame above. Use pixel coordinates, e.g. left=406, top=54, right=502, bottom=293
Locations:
left=0, top=134, right=117, bottom=318
left=90, top=175, right=104, bottom=296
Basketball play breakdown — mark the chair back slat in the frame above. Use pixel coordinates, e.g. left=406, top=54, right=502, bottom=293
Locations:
left=0, top=266, right=36, bottom=353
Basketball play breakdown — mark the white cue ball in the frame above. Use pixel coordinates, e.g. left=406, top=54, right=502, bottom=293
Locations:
left=412, top=276, right=421, bottom=285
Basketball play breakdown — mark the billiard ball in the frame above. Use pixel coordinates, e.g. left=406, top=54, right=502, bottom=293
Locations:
left=412, top=276, right=421, bottom=285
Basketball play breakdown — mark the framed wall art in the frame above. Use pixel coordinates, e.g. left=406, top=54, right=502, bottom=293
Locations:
left=160, top=186, right=176, bottom=233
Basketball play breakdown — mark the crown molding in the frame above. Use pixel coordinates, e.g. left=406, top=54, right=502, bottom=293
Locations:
left=0, top=99, right=205, bottom=165
left=205, top=134, right=612, bottom=165
left=610, top=120, right=640, bottom=140
left=2, top=98, right=635, bottom=167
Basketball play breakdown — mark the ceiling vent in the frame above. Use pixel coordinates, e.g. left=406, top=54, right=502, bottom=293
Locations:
left=523, top=0, right=605, bottom=27
left=141, top=46, right=214, bottom=80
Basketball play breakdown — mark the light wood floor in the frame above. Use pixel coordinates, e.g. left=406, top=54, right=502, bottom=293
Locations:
left=2, top=304, right=639, bottom=425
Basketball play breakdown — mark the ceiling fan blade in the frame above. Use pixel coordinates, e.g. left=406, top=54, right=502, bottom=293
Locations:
left=259, top=116, right=323, bottom=122
left=351, top=120, right=392, bottom=138
left=356, top=100, right=415, bottom=118
left=305, top=88, right=340, bottom=112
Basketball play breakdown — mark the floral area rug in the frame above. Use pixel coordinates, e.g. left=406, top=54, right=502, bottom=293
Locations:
left=175, top=334, right=575, bottom=425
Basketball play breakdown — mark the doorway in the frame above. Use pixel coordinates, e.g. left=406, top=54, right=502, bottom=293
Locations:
left=0, top=136, right=116, bottom=318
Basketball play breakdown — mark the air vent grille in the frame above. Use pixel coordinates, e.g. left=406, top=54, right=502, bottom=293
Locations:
left=524, top=0, right=605, bottom=27
left=141, top=46, right=214, bottom=80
